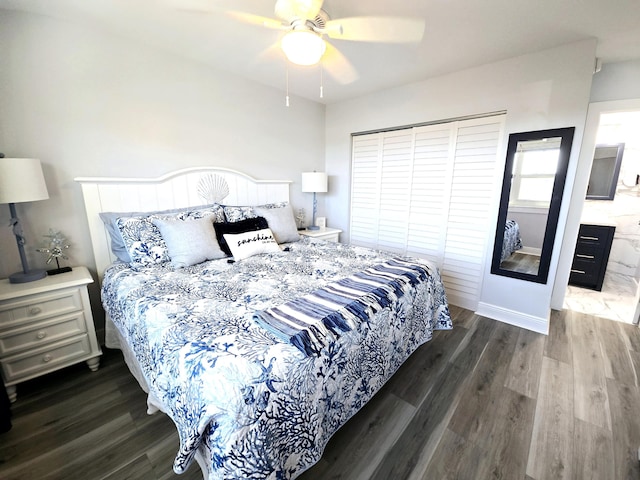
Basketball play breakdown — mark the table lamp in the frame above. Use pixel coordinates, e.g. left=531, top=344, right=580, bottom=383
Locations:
left=0, top=157, right=50, bottom=283
left=301, top=172, right=328, bottom=231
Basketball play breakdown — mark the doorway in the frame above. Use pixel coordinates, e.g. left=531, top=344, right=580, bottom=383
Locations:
left=563, top=106, right=640, bottom=324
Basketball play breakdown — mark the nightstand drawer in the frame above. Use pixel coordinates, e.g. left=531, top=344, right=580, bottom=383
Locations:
left=299, top=228, right=342, bottom=243
left=0, top=288, right=83, bottom=328
left=1, top=335, right=92, bottom=383
left=309, top=233, right=340, bottom=242
left=0, top=312, right=88, bottom=356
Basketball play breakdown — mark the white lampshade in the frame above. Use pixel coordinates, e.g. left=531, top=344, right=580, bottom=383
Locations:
left=301, top=172, right=328, bottom=193
left=0, top=158, right=49, bottom=204
left=281, top=29, right=326, bottom=66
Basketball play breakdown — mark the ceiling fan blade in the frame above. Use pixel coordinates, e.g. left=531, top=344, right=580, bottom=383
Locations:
left=325, top=17, right=425, bottom=43
left=275, top=0, right=324, bottom=21
left=253, top=41, right=286, bottom=65
left=322, top=42, right=359, bottom=85
left=227, top=11, right=287, bottom=30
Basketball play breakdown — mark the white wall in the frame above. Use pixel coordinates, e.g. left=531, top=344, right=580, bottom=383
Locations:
left=0, top=10, right=325, bottom=334
left=590, top=59, right=640, bottom=103
left=325, top=40, right=597, bottom=333
left=507, top=208, right=547, bottom=251
left=0, top=10, right=325, bottom=279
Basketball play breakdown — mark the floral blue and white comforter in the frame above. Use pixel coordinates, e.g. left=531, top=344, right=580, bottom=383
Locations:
left=101, top=238, right=452, bottom=479
left=501, top=219, right=523, bottom=262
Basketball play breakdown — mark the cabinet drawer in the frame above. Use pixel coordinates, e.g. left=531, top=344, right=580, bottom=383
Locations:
left=0, top=312, right=88, bottom=356
left=572, top=244, right=606, bottom=264
left=576, top=224, right=614, bottom=247
left=0, top=288, right=83, bottom=328
left=569, top=261, right=599, bottom=286
left=316, top=233, right=340, bottom=242
left=311, top=233, right=340, bottom=243
left=1, top=335, right=92, bottom=383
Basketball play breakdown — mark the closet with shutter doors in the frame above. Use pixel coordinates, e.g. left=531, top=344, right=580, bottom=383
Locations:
left=350, top=114, right=506, bottom=310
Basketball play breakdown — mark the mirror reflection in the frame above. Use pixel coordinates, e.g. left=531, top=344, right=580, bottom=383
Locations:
left=501, top=136, right=560, bottom=275
left=491, top=127, right=575, bottom=284
left=586, top=143, right=625, bottom=200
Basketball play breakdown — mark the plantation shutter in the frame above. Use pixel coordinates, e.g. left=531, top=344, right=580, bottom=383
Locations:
left=350, top=130, right=414, bottom=252
left=441, top=118, right=504, bottom=308
left=377, top=130, right=413, bottom=254
left=407, top=124, right=455, bottom=265
left=350, top=114, right=505, bottom=310
left=351, top=134, right=381, bottom=249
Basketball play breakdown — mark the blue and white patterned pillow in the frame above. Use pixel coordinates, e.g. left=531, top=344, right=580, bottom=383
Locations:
left=222, top=206, right=257, bottom=223
left=222, top=202, right=289, bottom=223
left=116, top=205, right=225, bottom=267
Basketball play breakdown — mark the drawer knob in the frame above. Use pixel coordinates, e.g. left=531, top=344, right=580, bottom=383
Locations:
left=579, top=235, right=599, bottom=241
left=576, top=254, right=595, bottom=259
left=29, top=306, right=43, bottom=316
left=42, top=354, right=52, bottom=363
left=571, top=269, right=586, bottom=274
left=36, top=331, right=47, bottom=340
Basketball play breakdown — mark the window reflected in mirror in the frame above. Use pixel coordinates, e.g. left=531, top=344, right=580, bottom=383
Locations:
left=511, top=138, right=561, bottom=207
left=491, top=127, right=575, bottom=284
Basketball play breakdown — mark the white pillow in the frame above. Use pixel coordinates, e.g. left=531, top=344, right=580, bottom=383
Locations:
left=253, top=203, right=300, bottom=244
left=152, top=216, right=226, bottom=268
left=223, top=228, right=281, bottom=260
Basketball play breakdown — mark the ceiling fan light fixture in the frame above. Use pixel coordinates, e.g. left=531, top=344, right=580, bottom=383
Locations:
left=281, top=29, right=326, bottom=66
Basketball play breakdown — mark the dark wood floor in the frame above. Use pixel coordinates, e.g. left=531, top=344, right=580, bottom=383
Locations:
left=500, top=252, right=540, bottom=275
left=1, top=306, right=639, bottom=480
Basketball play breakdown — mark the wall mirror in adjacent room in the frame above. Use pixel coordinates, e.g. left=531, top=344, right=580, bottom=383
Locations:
left=585, top=143, right=625, bottom=200
left=491, top=126, right=575, bottom=284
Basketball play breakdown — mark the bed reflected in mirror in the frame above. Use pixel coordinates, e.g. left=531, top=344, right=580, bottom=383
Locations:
left=491, top=127, right=575, bottom=284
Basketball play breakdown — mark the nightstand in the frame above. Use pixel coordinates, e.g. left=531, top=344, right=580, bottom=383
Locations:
left=0, top=266, right=102, bottom=402
left=299, top=227, right=342, bottom=243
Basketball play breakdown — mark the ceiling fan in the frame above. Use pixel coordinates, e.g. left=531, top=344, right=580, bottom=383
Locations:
left=173, top=0, right=425, bottom=85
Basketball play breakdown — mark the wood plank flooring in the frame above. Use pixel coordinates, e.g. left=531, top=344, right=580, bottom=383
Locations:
left=1, top=307, right=639, bottom=480
left=499, top=252, right=541, bottom=276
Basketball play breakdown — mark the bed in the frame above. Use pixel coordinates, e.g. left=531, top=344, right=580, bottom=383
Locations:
left=501, top=219, right=523, bottom=262
left=76, top=167, right=452, bottom=479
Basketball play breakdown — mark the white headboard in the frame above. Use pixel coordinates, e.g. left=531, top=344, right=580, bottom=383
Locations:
left=75, top=167, right=292, bottom=279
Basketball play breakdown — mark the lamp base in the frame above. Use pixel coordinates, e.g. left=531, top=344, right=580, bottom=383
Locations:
left=307, top=225, right=320, bottom=231
left=47, top=266, right=72, bottom=276
left=9, top=269, right=47, bottom=284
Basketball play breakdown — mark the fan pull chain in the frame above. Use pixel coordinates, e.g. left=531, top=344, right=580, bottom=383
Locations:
left=285, top=65, right=290, bottom=107
left=320, top=63, right=324, bottom=99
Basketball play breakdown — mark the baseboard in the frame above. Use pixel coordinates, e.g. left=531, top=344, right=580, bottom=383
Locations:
left=520, top=246, right=542, bottom=256
left=475, top=302, right=549, bottom=334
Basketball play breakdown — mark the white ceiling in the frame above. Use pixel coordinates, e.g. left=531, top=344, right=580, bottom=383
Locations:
left=2, top=0, right=640, bottom=104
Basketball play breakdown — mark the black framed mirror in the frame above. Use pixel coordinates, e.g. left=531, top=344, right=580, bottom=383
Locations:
left=586, top=143, right=625, bottom=200
left=491, top=127, right=575, bottom=284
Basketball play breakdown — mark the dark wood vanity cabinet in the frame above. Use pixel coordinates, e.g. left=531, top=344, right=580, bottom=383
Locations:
left=569, top=224, right=615, bottom=291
